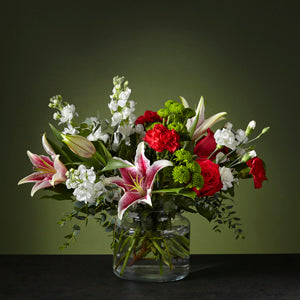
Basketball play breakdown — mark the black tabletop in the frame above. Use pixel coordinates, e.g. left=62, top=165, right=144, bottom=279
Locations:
left=1, top=254, right=299, bottom=299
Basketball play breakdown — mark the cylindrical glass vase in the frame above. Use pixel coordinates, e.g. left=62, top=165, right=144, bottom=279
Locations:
left=112, top=210, right=190, bottom=282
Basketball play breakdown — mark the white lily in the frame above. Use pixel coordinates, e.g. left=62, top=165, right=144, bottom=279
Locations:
left=186, top=96, right=227, bottom=142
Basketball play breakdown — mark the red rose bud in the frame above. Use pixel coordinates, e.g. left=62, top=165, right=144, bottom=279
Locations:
left=135, top=110, right=163, bottom=125
left=194, top=129, right=218, bottom=160
left=246, top=157, right=267, bottom=189
left=62, top=134, right=96, bottom=158
left=143, top=124, right=180, bottom=153
left=192, top=159, right=223, bottom=197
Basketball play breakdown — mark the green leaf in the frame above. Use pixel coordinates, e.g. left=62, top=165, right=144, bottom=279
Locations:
left=46, top=137, right=72, bottom=163
left=96, top=141, right=112, bottom=162
left=196, top=202, right=215, bottom=222
left=73, top=224, right=80, bottom=231
left=152, top=187, right=197, bottom=200
left=40, top=191, right=73, bottom=201
left=152, top=187, right=184, bottom=194
left=101, top=158, right=131, bottom=172
left=49, top=123, right=63, bottom=141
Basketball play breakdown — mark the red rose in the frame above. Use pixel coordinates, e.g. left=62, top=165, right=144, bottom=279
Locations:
left=144, top=124, right=180, bottom=153
left=192, top=159, right=223, bottom=197
left=135, top=110, right=163, bottom=125
left=194, top=129, right=218, bottom=160
left=246, top=157, right=267, bottom=189
left=194, top=129, right=230, bottom=161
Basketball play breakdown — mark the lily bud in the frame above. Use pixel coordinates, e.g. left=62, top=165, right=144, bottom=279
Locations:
left=241, top=150, right=257, bottom=163
left=245, top=120, right=256, bottom=137
left=62, top=134, right=96, bottom=158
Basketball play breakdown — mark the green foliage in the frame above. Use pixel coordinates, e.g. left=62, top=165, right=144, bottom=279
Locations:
left=101, top=158, right=131, bottom=172
left=49, top=123, right=63, bottom=141
left=195, top=194, right=245, bottom=239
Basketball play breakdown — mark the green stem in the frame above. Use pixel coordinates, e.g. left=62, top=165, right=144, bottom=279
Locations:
left=120, top=230, right=140, bottom=276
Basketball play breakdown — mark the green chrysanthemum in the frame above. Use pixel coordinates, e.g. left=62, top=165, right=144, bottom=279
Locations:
left=190, top=172, right=204, bottom=189
left=168, top=122, right=185, bottom=132
left=184, top=108, right=196, bottom=119
left=165, top=100, right=176, bottom=108
left=186, top=161, right=201, bottom=173
left=174, top=149, right=193, bottom=163
left=169, top=102, right=185, bottom=114
left=157, top=108, right=170, bottom=118
left=172, top=165, right=191, bottom=184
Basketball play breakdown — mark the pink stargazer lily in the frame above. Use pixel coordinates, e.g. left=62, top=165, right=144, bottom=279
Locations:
left=18, top=134, right=68, bottom=196
left=106, top=142, right=173, bottom=220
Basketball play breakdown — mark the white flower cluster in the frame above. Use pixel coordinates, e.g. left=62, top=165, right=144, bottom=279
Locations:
left=219, top=167, right=237, bottom=191
left=49, top=95, right=79, bottom=135
left=86, top=117, right=109, bottom=144
left=108, top=76, right=145, bottom=151
left=214, top=122, right=249, bottom=151
left=66, top=165, right=106, bottom=204
left=109, top=77, right=137, bottom=127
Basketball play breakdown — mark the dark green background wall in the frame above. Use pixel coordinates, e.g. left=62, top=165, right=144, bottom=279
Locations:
left=1, top=1, right=299, bottom=254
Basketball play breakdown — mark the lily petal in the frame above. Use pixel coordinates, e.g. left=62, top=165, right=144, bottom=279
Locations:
left=145, top=160, right=173, bottom=190
left=193, top=96, right=205, bottom=129
left=53, top=155, right=68, bottom=177
left=18, top=172, right=50, bottom=184
left=193, top=112, right=227, bottom=141
left=27, top=151, right=54, bottom=169
left=31, top=181, right=52, bottom=197
left=179, top=96, right=189, bottom=108
left=42, top=133, right=56, bottom=160
left=118, top=191, right=143, bottom=220
left=104, top=176, right=127, bottom=191
left=134, top=142, right=150, bottom=177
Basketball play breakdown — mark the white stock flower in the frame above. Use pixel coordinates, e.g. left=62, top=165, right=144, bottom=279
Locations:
left=122, top=107, right=135, bottom=119
left=59, top=104, right=77, bottom=124
left=235, top=129, right=248, bottom=144
left=219, top=167, right=236, bottom=191
left=87, top=127, right=109, bottom=143
left=135, top=124, right=146, bottom=137
left=117, top=99, right=127, bottom=108
left=111, top=132, right=121, bottom=151
left=62, top=124, right=79, bottom=135
left=214, top=128, right=238, bottom=150
left=118, top=124, right=135, bottom=138
left=119, top=88, right=131, bottom=101
left=108, top=100, right=119, bottom=112
left=129, top=100, right=136, bottom=108
left=66, top=165, right=106, bottom=204
left=111, top=112, right=123, bottom=126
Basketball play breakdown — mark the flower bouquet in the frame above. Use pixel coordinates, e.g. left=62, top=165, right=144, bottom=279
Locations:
left=19, top=76, right=269, bottom=282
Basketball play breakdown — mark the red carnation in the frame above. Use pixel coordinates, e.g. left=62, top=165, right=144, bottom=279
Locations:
left=144, top=124, right=180, bottom=153
left=246, top=157, right=267, bottom=189
left=135, top=110, right=163, bottom=125
left=192, top=159, right=223, bottom=197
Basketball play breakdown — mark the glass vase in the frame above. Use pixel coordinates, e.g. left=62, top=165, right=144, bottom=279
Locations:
left=112, top=210, right=190, bottom=282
